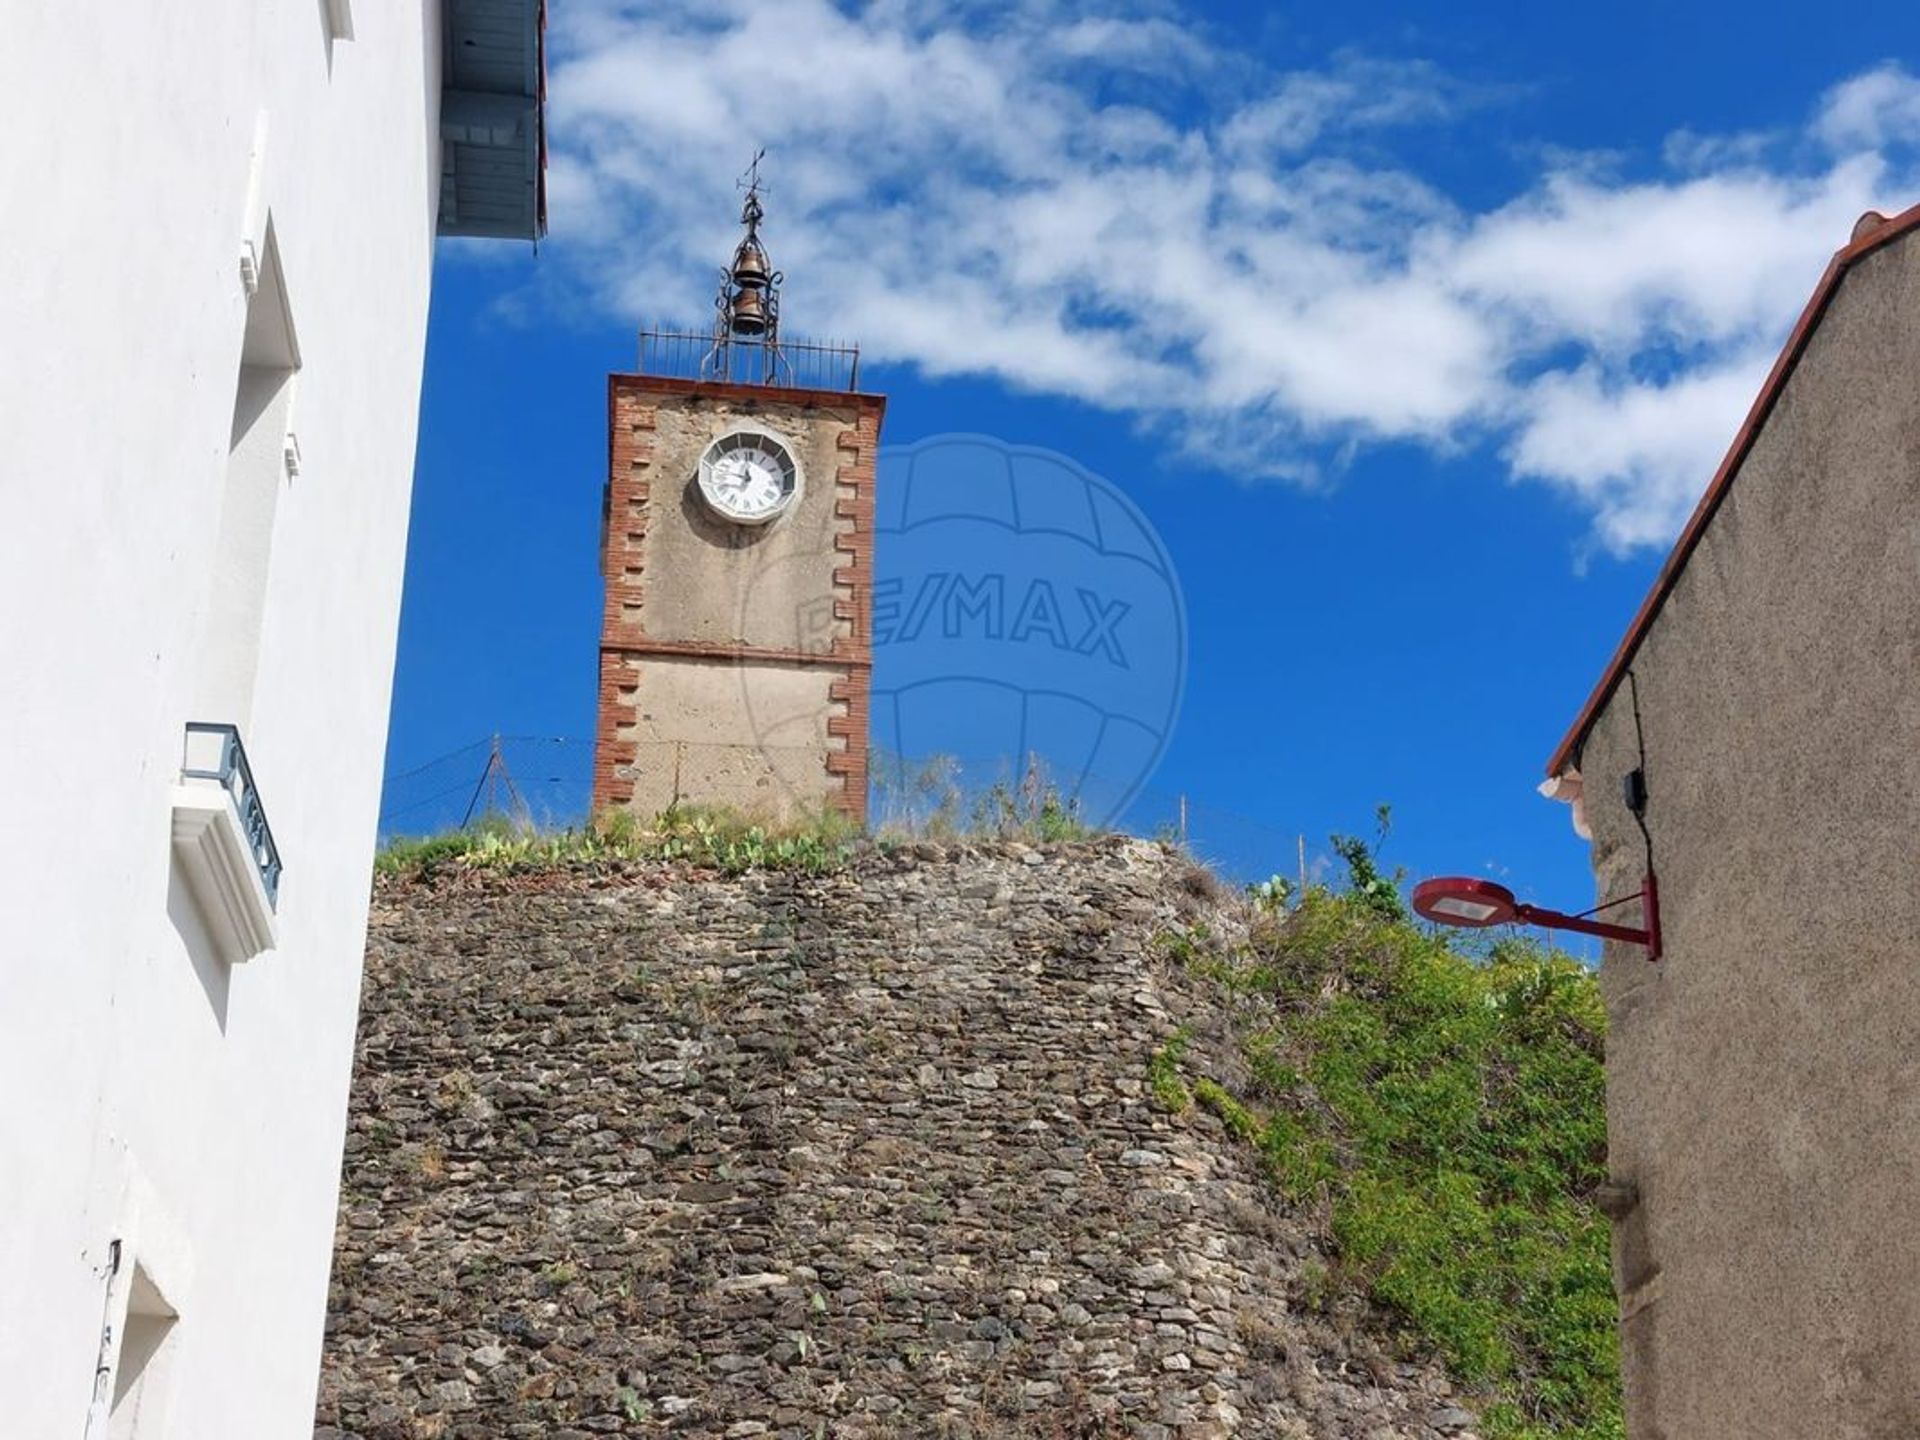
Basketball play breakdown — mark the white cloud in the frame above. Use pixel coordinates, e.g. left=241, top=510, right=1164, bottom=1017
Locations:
left=1508, top=352, right=1775, bottom=553
left=1446, top=162, right=1885, bottom=353
left=528, top=2, right=1919, bottom=554
left=1219, top=56, right=1465, bottom=159
left=1815, top=62, right=1920, bottom=151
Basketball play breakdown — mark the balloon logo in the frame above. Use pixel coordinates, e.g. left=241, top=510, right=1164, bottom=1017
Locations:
left=739, top=434, right=1186, bottom=826
left=866, top=435, right=1186, bottom=826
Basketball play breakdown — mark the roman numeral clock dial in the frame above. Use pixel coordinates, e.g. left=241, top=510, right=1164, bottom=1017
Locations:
left=697, top=429, right=800, bottom=525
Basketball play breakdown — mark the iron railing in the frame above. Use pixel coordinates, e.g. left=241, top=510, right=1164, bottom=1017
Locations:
left=636, top=327, right=862, bottom=392
left=182, top=722, right=282, bottom=908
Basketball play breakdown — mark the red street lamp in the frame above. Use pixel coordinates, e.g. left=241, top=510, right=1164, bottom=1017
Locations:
left=1412, top=873, right=1662, bottom=961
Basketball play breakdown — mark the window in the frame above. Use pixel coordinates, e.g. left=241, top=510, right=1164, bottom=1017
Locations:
left=197, top=218, right=299, bottom=728
left=83, top=1244, right=181, bottom=1440
left=108, top=1264, right=179, bottom=1438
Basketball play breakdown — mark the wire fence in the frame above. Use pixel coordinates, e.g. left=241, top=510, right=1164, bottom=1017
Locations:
left=377, top=735, right=1330, bottom=885
left=378, top=736, right=596, bottom=834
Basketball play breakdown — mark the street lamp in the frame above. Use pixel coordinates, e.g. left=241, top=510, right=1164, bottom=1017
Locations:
left=1412, top=873, right=1661, bottom=961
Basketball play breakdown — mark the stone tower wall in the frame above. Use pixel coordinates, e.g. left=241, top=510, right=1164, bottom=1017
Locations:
left=594, top=376, right=883, bottom=824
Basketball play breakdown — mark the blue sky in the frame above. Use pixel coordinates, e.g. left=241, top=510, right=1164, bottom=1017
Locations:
left=384, top=0, right=1920, bottom=931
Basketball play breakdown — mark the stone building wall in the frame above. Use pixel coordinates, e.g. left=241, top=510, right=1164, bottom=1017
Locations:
left=1567, top=223, right=1920, bottom=1438
left=316, top=841, right=1481, bottom=1439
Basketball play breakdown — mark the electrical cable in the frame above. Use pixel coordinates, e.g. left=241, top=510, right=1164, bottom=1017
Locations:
left=381, top=737, right=492, bottom=786
left=1625, top=669, right=1656, bottom=874
left=377, top=778, right=476, bottom=823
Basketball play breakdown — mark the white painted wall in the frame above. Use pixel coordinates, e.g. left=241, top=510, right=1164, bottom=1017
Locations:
left=0, top=3, right=450, bottom=1434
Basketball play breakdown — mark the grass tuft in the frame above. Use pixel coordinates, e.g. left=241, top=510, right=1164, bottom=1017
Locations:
left=379, top=753, right=1109, bottom=880
left=1147, top=1029, right=1193, bottom=1112
left=375, top=803, right=861, bottom=879
left=869, top=751, right=1099, bottom=842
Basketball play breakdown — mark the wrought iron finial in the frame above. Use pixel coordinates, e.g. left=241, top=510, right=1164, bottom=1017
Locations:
left=638, top=154, right=858, bottom=389
left=706, top=151, right=786, bottom=380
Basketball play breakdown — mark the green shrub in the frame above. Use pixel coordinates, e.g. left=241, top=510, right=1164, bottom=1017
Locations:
left=1329, top=804, right=1408, bottom=924
left=1161, top=875, right=1619, bottom=1440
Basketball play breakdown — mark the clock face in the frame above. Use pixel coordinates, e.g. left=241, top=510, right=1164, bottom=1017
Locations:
left=697, top=430, right=799, bottom=525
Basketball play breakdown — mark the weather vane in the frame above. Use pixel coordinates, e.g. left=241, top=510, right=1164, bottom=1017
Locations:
left=738, top=147, right=767, bottom=195
left=737, top=148, right=768, bottom=228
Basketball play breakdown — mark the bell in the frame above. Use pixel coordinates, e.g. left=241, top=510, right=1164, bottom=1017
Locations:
left=729, top=286, right=769, bottom=336
left=731, top=236, right=771, bottom=291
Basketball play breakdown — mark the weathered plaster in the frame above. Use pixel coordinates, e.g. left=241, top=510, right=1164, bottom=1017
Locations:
left=1575, top=231, right=1920, bottom=1439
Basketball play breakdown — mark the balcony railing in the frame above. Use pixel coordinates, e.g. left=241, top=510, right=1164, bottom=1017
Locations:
left=636, top=328, right=863, bottom=392
left=181, top=723, right=282, bottom=908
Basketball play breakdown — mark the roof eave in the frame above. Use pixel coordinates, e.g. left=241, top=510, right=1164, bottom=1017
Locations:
left=436, top=0, right=547, bottom=243
left=1544, top=200, right=1920, bottom=781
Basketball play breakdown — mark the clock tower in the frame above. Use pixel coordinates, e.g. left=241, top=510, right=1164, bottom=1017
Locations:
left=593, top=179, right=885, bottom=825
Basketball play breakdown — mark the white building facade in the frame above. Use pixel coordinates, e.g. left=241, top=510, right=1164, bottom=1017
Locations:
left=0, top=3, right=543, bottom=1435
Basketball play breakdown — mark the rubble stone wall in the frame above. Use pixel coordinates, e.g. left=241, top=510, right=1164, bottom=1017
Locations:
left=316, top=840, right=1481, bottom=1440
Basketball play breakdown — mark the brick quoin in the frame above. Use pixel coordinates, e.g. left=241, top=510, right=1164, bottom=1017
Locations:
left=825, top=409, right=882, bottom=820
left=591, top=384, right=658, bottom=815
